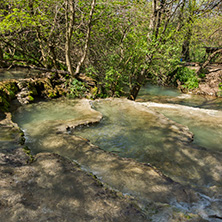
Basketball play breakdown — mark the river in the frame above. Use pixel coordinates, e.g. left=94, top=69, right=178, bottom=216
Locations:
left=11, top=83, right=222, bottom=221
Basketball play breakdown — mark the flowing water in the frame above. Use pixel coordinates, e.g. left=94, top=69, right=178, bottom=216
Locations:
left=138, top=83, right=222, bottom=110
left=11, top=84, right=222, bottom=221
left=143, top=102, right=222, bottom=151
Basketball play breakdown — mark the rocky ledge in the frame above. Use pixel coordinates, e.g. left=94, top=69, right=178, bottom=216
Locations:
left=0, top=112, right=148, bottom=222
left=0, top=99, right=208, bottom=221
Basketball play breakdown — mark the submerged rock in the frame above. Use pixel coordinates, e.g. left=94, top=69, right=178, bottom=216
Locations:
left=12, top=99, right=198, bottom=204
left=10, top=98, right=222, bottom=221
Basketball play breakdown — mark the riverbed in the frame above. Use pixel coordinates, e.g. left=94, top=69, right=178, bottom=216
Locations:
left=10, top=83, right=222, bottom=221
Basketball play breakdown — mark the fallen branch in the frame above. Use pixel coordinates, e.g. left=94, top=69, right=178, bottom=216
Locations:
left=196, top=48, right=222, bottom=75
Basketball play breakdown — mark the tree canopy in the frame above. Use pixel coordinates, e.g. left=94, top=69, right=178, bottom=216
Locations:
left=0, top=0, right=221, bottom=99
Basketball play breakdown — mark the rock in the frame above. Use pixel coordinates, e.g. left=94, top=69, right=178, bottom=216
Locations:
left=0, top=113, right=148, bottom=222
left=192, top=65, right=222, bottom=97
left=0, top=152, right=148, bottom=222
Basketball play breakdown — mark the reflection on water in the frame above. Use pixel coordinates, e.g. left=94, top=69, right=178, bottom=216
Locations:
left=0, top=68, right=40, bottom=80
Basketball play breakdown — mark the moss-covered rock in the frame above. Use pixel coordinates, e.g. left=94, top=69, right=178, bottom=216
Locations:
left=0, top=80, right=19, bottom=112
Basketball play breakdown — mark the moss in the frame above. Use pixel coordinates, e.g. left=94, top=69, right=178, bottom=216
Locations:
left=19, top=135, right=26, bottom=145
left=28, top=95, right=34, bottom=102
left=20, top=131, right=25, bottom=137
left=1, top=81, right=19, bottom=98
left=0, top=81, right=19, bottom=112
left=27, top=83, right=38, bottom=96
left=47, top=90, right=58, bottom=98
left=0, top=95, right=10, bottom=112
left=23, top=146, right=34, bottom=163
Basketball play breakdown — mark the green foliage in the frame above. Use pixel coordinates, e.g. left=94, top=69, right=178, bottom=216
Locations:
left=198, top=71, right=206, bottom=79
left=190, top=46, right=206, bottom=63
left=28, top=95, right=34, bottom=101
left=23, top=146, right=34, bottom=163
left=104, top=67, right=124, bottom=97
left=218, top=83, right=222, bottom=97
left=174, top=67, right=199, bottom=89
left=0, top=0, right=221, bottom=99
left=68, top=79, right=87, bottom=98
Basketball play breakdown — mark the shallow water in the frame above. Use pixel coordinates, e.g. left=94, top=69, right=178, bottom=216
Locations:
left=139, top=84, right=181, bottom=97
left=143, top=102, right=222, bottom=152
left=13, top=98, right=92, bottom=153
left=138, top=83, right=222, bottom=110
left=13, top=98, right=222, bottom=185
left=12, top=85, right=222, bottom=221
left=0, top=68, right=40, bottom=80
left=75, top=100, right=169, bottom=160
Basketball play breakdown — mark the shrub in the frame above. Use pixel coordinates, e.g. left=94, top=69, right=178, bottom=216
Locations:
left=174, top=67, right=199, bottom=89
left=68, top=79, right=87, bottom=98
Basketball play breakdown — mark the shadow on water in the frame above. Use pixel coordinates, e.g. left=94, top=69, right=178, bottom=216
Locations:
left=12, top=97, right=222, bottom=221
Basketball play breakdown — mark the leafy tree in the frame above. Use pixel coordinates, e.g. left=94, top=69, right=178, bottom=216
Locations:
left=0, top=0, right=221, bottom=99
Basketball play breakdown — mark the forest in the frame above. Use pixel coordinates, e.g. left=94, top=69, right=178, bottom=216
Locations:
left=0, top=0, right=222, bottom=100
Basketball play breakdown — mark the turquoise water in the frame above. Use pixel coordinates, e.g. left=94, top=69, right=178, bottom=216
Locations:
left=138, top=83, right=222, bottom=110
left=75, top=100, right=169, bottom=161
left=11, top=85, right=222, bottom=221
left=138, top=83, right=181, bottom=97
left=143, top=102, right=222, bottom=152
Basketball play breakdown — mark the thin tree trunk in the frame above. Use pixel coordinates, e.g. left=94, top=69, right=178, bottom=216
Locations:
left=75, top=0, right=96, bottom=76
left=0, top=45, right=4, bottom=67
left=128, top=68, right=146, bottom=100
left=65, top=0, right=75, bottom=76
left=182, top=28, right=191, bottom=61
left=0, top=38, right=44, bottom=67
left=36, top=29, right=48, bottom=65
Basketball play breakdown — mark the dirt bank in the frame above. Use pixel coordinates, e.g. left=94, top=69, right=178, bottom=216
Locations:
left=191, top=64, right=222, bottom=97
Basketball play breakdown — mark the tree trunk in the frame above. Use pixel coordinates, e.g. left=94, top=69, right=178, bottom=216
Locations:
left=65, top=0, right=75, bottom=76
left=65, top=38, right=74, bottom=76
left=75, top=0, right=96, bottom=76
left=36, top=29, right=48, bottom=66
left=0, top=46, right=4, bottom=67
left=0, top=38, right=44, bottom=67
left=128, top=68, right=146, bottom=100
left=182, top=28, right=191, bottom=61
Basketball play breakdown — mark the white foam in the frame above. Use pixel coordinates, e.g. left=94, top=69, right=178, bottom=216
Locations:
left=141, top=102, right=220, bottom=116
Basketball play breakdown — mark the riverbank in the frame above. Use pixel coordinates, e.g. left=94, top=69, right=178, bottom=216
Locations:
left=189, top=64, right=222, bottom=97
